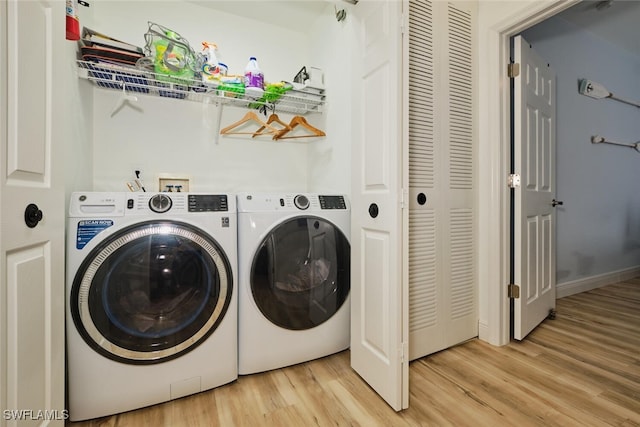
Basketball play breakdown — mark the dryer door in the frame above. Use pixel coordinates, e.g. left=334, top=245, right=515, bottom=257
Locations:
left=70, top=220, right=232, bottom=364
left=251, top=216, right=350, bottom=330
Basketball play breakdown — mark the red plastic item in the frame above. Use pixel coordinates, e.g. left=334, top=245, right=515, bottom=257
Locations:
left=66, top=0, right=80, bottom=41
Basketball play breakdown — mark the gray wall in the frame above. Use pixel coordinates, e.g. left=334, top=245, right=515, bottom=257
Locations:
left=522, top=16, right=640, bottom=286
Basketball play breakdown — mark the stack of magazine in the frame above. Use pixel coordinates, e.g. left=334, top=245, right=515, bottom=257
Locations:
left=80, top=27, right=144, bottom=66
left=79, top=27, right=149, bottom=93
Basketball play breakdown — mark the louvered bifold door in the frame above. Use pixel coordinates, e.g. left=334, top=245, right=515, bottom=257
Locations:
left=408, top=0, right=477, bottom=361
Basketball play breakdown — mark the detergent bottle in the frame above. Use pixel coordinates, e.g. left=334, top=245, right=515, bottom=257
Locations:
left=244, top=57, right=264, bottom=98
left=201, top=41, right=221, bottom=86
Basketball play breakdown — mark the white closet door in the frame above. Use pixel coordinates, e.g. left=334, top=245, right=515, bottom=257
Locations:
left=408, top=0, right=477, bottom=360
left=350, top=0, right=409, bottom=411
left=0, top=0, right=66, bottom=425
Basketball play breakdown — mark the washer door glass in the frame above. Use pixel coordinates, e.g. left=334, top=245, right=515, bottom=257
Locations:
left=251, top=216, right=350, bottom=330
left=71, top=221, right=232, bottom=364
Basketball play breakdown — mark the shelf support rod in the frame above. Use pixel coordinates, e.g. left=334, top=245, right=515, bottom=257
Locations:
left=213, top=102, right=223, bottom=144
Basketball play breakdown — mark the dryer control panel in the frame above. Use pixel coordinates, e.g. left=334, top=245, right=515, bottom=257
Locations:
left=318, top=195, right=346, bottom=210
left=237, top=193, right=349, bottom=213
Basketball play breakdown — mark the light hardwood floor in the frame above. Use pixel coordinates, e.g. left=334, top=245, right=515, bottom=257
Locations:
left=67, top=278, right=640, bottom=426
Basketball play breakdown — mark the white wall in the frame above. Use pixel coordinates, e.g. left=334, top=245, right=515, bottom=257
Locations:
left=306, top=1, right=355, bottom=194
left=65, top=0, right=95, bottom=200
left=81, top=0, right=351, bottom=195
left=522, top=16, right=640, bottom=288
left=65, top=45, right=94, bottom=199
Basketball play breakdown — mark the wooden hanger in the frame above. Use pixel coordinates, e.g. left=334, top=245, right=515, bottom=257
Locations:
left=252, top=112, right=290, bottom=138
left=220, top=111, right=278, bottom=135
left=274, top=115, right=326, bottom=140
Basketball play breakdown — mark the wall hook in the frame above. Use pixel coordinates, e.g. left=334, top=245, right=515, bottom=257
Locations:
left=591, top=135, right=640, bottom=153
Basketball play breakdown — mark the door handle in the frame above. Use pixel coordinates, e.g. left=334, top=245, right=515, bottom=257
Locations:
left=24, top=203, right=43, bottom=228
left=368, top=203, right=379, bottom=218
left=551, top=199, right=564, bottom=207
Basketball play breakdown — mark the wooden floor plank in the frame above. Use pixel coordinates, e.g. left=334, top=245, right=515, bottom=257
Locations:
left=67, top=280, right=640, bottom=427
left=433, top=342, right=589, bottom=427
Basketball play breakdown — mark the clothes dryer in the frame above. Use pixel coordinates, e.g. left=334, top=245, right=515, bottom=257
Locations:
left=237, top=193, right=350, bottom=374
left=66, top=192, right=237, bottom=421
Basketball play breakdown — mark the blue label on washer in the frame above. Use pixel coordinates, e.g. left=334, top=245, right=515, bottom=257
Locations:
left=76, top=220, right=113, bottom=249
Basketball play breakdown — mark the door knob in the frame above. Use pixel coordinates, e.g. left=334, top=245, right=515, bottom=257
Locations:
left=368, top=203, right=379, bottom=218
left=551, top=199, right=564, bottom=207
left=24, top=203, right=43, bottom=228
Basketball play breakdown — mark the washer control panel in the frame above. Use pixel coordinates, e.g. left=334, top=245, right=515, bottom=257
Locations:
left=188, top=194, right=228, bottom=212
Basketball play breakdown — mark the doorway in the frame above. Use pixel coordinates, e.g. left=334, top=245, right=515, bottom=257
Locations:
left=480, top=0, right=640, bottom=346
left=519, top=2, right=640, bottom=299
left=478, top=0, right=574, bottom=347
left=507, top=1, right=640, bottom=340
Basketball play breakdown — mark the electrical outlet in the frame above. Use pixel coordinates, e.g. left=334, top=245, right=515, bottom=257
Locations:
left=158, top=176, right=190, bottom=193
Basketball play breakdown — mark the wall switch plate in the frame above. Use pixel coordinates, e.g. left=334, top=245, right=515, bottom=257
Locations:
left=158, top=176, right=190, bottom=192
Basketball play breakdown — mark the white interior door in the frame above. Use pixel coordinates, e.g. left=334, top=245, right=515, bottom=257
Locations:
left=350, top=0, right=409, bottom=411
left=513, top=35, right=557, bottom=341
left=0, top=0, right=66, bottom=424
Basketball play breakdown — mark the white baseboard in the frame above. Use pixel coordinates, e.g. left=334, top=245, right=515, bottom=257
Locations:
left=557, top=266, right=640, bottom=299
left=478, top=321, right=489, bottom=342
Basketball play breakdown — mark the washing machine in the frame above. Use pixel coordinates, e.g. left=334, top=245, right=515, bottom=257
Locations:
left=237, top=192, right=350, bottom=374
left=66, top=192, right=237, bottom=421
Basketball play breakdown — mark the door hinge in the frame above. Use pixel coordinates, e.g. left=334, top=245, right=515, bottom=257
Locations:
left=400, top=188, right=408, bottom=209
left=400, top=341, right=408, bottom=363
left=508, top=62, right=520, bottom=78
left=508, top=283, right=520, bottom=299
left=508, top=173, right=521, bottom=188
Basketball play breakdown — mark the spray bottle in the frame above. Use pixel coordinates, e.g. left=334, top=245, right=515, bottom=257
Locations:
left=201, top=42, right=221, bottom=86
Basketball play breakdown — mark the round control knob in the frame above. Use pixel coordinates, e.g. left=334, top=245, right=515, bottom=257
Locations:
left=149, top=194, right=173, bottom=213
left=294, top=194, right=310, bottom=210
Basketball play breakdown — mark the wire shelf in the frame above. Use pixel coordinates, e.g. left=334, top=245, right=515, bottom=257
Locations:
left=76, top=60, right=325, bottom=115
